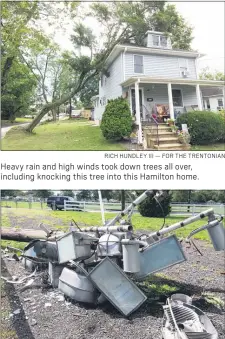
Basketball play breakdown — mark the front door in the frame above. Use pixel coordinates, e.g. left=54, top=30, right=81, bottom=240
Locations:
left=131, top=88, right=143, bottom=117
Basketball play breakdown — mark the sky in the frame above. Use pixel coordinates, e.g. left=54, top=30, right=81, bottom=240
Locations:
left=172, top=1, right=225, bottom=72
left=48, top=1, right=225, bottom=73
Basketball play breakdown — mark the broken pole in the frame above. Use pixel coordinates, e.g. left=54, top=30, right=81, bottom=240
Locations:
left=1, top=228, right=64, bottom=242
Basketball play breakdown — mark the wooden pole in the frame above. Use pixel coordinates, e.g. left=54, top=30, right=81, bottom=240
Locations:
left=1, top=228, right=64, bottom=242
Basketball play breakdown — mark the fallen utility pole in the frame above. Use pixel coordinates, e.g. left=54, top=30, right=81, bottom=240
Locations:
left=2, top=190, right=225, bottom=318
left=1, top=228, right=64, bottom=242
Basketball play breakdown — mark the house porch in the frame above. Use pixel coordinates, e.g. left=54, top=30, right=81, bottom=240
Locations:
left=121, top=76, right=224, bottom=144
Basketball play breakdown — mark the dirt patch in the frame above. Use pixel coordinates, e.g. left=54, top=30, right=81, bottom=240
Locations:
left=3, top=209, right=68, bottom=230
left=1, top=240, right=224, bottom=339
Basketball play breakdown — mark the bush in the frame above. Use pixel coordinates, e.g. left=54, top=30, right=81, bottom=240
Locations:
left=138, top=191, right=172, bottom=218
left=176, top=111, right=225, bottom=145
left=100, top=97, right=133, bottom=140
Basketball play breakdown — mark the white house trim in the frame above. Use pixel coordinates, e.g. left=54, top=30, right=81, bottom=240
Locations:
left=134, top=80, right=143, bottom=144
left=168, top=83, right=174, bottom=120
left=123, top=48, right=127, bottom=81
left=196, top=84, right=203, bottom=110
left=121, top=76, right=225, bottom=87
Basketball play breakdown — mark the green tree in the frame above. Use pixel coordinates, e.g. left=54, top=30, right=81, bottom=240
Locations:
left=1, top=60, right=37, bottom=120
left=151, top=4, right=193, bottom=50
left=199, top=67, right=225, bottom=81
left=1, top=190, right=20, bottom=197
left=79, top=75, right=99, bottom=107
left=137, top=190, right=172, bottom=218
left=172, top=190, right=191, bottom=202
left=1, top=1, right=78, bottom=123
left=59, top=190, right=75, bottom=198
left=31, top=190, right=52, bottom=199
left=25, top=1, right=193, bottom=132
left=76, top=190, right=92, bottom=201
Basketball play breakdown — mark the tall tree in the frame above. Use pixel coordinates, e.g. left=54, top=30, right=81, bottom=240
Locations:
left=1, top=1, right=78, bottom=122
left=76, top=190, right=92, bottom=201
left=30, top=190, right=52, bottom=199
left=59, top=190, right=75, bottom=198
left=25, top=1, right=193, bottom=132
left=199, top=67, right=225, bottom=81
left=151, top=4, right=193, bottom=50
left=1, top=190, right=20, bottom=197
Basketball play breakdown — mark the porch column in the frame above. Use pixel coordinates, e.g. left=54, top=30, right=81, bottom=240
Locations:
left=196, top=84, right=203, bottom=110
left=135, top=81, right=142, bottom=144
left=167, top=83, right=174, bottom=119
left=223, top=85, right=225, bottom=106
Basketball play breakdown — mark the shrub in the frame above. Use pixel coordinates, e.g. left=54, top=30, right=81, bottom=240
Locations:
left=176, top=111, right=225, bottom=145
left=100, top=97, right=133, bottom=140
left=138, top=191, right=172, bottom=218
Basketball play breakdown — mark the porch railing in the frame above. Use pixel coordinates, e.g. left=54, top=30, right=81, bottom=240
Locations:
left=142, top=105, right=159, bottom=147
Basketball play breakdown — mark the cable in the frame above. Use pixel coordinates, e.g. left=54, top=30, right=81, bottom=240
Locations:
left=71, top=219, right=82, bottom=232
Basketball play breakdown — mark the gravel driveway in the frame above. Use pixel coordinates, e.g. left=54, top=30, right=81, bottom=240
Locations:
left=1, top=240, right=224, bottom=339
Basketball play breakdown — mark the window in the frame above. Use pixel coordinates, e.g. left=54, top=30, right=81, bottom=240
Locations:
left=218, top=99, right=223, bottom=107
left=172, top=89, right=183, bottom=107
left=153, top=35, right=160, bottom=46
left=160, top=36, right=167, bottom=47
left=152, top=35, right=167, bottom=47
left=134, top=55, right=144, bottom=73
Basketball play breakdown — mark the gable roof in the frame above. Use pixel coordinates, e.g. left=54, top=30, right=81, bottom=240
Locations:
left=201, top=87, right=223, bottom=97
left=105, top=44, right=204, bottom=67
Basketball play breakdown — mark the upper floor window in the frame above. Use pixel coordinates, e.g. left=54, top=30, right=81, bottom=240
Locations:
left=152, top=35, right=167, bottom=48
left=134, top=55, right=144, bottom=73
left=172, top=89, right=183, bottom=107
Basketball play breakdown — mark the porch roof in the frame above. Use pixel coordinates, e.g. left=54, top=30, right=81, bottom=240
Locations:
left=120, top=76, right=225, bottom=88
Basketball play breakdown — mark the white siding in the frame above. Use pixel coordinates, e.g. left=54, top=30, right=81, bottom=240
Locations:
left=125, top=52, right=197, bottom=79
left=94, top=53, right=123, bottom=120
left=209, top=97, right=224, bottom=111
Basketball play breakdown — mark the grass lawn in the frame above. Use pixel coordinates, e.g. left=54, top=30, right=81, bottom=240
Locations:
left=191, top=143, right=225, bottom=151
left=2, top=207, right=224, bottom=251
left=1, top=119, right=126, bottom=150
left=1, top=118, right=32, bottom=128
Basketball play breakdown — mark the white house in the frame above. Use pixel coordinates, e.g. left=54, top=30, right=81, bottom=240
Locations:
left=201, top=87, right=224, bottom=112
left=93, top=31, right=224, bottom=143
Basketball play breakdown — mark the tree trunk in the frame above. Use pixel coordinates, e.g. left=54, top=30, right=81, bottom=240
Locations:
left=52, top=109, right=57, bottom=121
left=25, top=70, right=98, bottom=132
left=26, top=81, right=81, bottom=132
left=1, top=57, right=15, bottom=93
left=1, top=228, right=64, bottom=242
left=69, top=98, right=72, bottom=119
